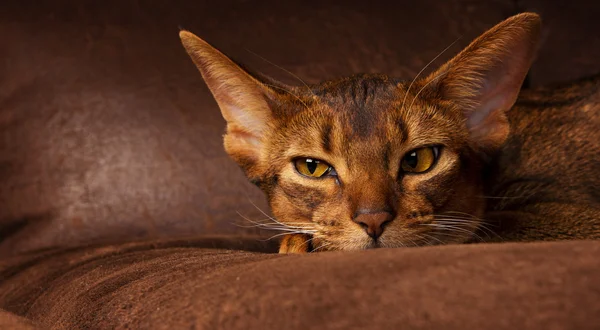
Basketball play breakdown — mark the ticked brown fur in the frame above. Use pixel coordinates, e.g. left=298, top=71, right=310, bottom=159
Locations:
left=180, top=13, right=599, bottom=253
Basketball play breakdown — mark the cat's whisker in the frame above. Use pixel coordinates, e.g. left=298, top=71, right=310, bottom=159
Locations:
left=441, top=211, right=482, bottom=218
left=400, top=37, right=461, bottom=112
left=267, top=227, right=317, bottom=233
left=381, top=236, right=403, bottom=248
left=432, top=215, right=483, bottom=224
left=411, top=234, right=425, bottom=247
left=311, top=242, right=332, bottom=253
left=406, top=70, right=449, bottom=115
left=404, top=236, right=418, bottom=248
left=245, top=48, right=319, bottom=102
left=477, top=195, right=528, bottom=200
left=409, top=234, right=424, bottom=246
left=433, top=213, right=485, bottom=226
left=245, top=198, right=300, bottom=229
left=436, top=231, right=470, bottom=241
left=236, top=207, right=317, bottom=236
left=232, top=212, right=272, bottom=228
left=434, top=212, right=496, bottom=231
left=261, top=83, right=310, bottom=110
left=434, top=219, right=495, bottom=239
left=433, top=212, right=501, bottom=239
left=244, top=199, right=277, bottom=220
left=434, top=211, right=481, bottom=218
left=421, top=233, right=445, bottom=246
left=234, top=212, right=279, bottom=226
left=433, top=216, right=494, bottom=230
left=299, top=235, right=316, bottom=248
left=421, top=225, right=469, bottom=241
left=235, top=223, right=316, bottom=233
left=262, top=230, right=317, bottom=241
left=446, top=221, right=499, bottom=240
left=234, top=222, right=280, bottom=229
left=432, top=215, right=483, bottom=222
left=235, top=212, right=281, bottom=228
left=442, top=214, right=488, bottom=226
left=421, top=222, right=485, bottom=242
left=241, top=221, right=316, bottom=229
left=434, top=218, right=496, bottom=233
left=246, top=222, right=316, bottom=234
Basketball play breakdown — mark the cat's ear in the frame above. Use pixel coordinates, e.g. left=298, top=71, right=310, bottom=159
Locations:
left=425, top=13, right=541, bottom=151
left=179, top=31, right=276, bottom=169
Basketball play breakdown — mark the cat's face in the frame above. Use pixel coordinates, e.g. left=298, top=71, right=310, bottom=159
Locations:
left=254, top=76, right=485, bottom=250
left=180, top=13, right=541, bottom=251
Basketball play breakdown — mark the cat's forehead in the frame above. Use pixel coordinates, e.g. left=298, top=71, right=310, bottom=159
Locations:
left=312, top=74, right=401, bottom=108
left=276, top=74, right=464, bottom=163
left=310, top=74, right=406, bottom=138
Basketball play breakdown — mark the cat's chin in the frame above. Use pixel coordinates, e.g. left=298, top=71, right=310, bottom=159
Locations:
left=333, top=238, right=384, bottom=251
left=364, top=242, right=381, bottom=250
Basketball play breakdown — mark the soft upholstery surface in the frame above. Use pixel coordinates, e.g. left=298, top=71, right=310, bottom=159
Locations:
left=1, top=240, right=599, bottom=329
left=4, top=0, right=599, bottom=255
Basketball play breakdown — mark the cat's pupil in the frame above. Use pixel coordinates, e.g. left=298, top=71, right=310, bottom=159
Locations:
left=406, top=152, right=418, bottom=168
left=306, top=159, right=318, bottom=174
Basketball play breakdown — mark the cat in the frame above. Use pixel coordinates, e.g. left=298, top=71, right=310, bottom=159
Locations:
left=179, top=13, right=600, bottom=253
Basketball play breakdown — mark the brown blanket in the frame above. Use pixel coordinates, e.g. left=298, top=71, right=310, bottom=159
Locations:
left=1, top=239, right=598, bottom=329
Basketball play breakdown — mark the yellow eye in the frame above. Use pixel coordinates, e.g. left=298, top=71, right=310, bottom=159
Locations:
left=294, top=158, right=332, bottom=178
left=401, top=147, right=440, bottom=173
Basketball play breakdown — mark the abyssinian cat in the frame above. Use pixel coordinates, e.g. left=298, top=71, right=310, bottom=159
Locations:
left=180, top=13, right=600, bottom=253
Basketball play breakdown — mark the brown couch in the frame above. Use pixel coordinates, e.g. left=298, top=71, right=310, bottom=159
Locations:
left=1, top=1, right=599, bottom=328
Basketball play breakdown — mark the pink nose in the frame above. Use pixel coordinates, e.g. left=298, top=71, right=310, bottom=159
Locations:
left=353, top=211, right=394, bottom=239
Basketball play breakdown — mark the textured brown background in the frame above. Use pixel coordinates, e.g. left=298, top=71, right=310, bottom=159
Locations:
left=1, top=1, right=599, bottom=256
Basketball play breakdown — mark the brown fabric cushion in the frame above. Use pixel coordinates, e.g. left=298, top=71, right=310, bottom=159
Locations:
left=1, top=240, right=599, bottom=329
left=0, top=0, right=516, bottom=255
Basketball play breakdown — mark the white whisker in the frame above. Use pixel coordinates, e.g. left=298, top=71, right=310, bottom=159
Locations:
left=400, top=37, right=461, bottom=112
left=421, top=233, right=445, bottom=245
left=422, top=222, right=485, bottom=242
left=245, top=48, right=318, bottom=102
left=262, top=231, right=316, bottom=241
left=311, top=242, right=332, bottom=253
left=433, top=212, right=500, bottom=239
left=262, top=82, right=310, bottom=110
left=477, top=195, right=527, bottom=200
left=406, top=70, right=449, bottom=116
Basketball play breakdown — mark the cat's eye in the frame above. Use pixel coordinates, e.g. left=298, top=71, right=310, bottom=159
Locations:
left=294, top=158, right=333, bottom=178
left=401, top=146, right=440, bottom=173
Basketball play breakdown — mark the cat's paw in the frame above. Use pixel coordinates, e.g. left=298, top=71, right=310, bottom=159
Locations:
left=278, top=234, right=312, bottom=254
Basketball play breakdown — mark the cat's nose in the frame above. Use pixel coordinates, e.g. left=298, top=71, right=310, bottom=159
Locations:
left=353, top=211, right=394, bottom=239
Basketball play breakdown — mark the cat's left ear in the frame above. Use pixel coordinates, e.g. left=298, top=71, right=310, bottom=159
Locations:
left=425, top=13, right=541, bottom=152
left=179, top=31, right=279, bottom=174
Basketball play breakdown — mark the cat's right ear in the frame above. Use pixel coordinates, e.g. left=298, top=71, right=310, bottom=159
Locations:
left=179, top=31, right=275, bottom=171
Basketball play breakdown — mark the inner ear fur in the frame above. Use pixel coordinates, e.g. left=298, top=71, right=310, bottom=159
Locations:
left=424, top=13, right=541, bottom=152
left=179, top=31, right=280, bottom=174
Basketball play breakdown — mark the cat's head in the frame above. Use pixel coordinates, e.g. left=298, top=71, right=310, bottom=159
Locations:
left=180, top=13, right=541, bottom=251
